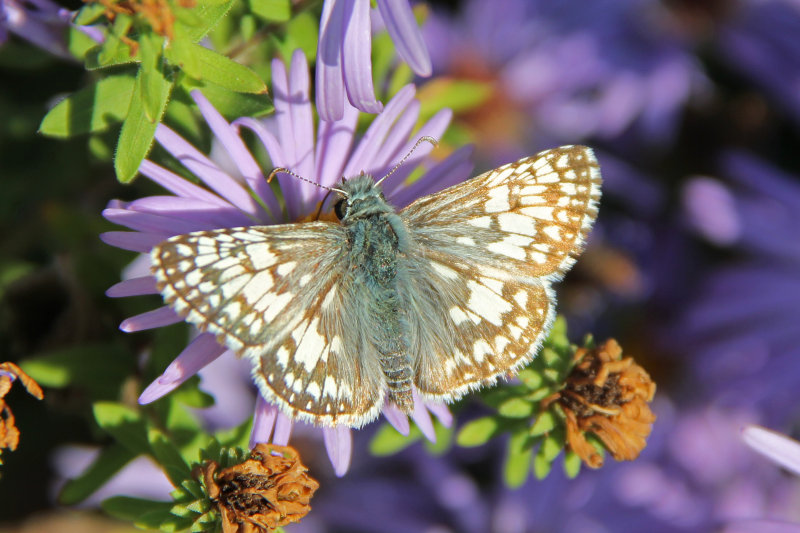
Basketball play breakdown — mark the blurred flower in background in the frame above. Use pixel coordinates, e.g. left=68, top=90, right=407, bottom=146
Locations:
left=424, top=0, right=707, bottom=160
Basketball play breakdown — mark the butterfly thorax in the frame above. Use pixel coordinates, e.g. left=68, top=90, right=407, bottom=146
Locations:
left=336, top=175, right=414, bottom=413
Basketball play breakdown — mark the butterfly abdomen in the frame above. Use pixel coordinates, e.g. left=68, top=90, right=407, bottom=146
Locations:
left=345, top=211, right=414, bottom=413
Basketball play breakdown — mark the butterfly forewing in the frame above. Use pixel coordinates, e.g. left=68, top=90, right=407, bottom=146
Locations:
left=151, top=223, right=386, bottom=426
left=398, top=146, right=600, bottom=399
left=401, top=145, right=601, bottom=282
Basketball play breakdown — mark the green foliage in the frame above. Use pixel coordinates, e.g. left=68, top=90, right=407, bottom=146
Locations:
left=39, top=0, right=276, bottom=182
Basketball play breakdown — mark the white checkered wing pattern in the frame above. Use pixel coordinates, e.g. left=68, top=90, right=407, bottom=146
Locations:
left=399, top=145, right=601, bottom=399
left=151, top=224, right=386, bottom=427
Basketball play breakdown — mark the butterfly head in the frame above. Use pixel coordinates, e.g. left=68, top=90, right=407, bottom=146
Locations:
left=333, top=173, right=394, bottom=222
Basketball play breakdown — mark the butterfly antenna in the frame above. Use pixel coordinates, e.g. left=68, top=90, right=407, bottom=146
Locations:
left=374, top=136, right=438, bottom=187
left=268, top=167, right=347, bottom=196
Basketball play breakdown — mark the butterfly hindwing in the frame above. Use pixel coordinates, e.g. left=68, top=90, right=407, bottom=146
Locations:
left=398, top=145, right=601, bottom=398
left=151, top=223, right=386, bottom=427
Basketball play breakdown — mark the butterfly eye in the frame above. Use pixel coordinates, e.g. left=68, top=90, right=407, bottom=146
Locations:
left=334, top=198, right=347, bottom=219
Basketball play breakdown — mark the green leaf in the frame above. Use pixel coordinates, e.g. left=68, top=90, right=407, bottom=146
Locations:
left=172, top=43, right=267, bottom=94
left=504, top=430, right=534, bottom=488
left=149, top=428, right=193, bottom=486
left=273, top=12, right=318, bottom=62
left=139, top=33, right=169, bottom=121
left=93, top=401, right=151, bottom=455
left=19, top=343, right=134, bottom=399
left=497, top=397, right=535, bottom=418
left=102, top=496, right=175, bottom=521
left=369, top=423, right=422, bottom=456
left=456, top=417, right=500, bottom=447
left=59, top=443, right=135, bottom=505
left=98, top=16, right=134, bottom=66
left=563, top=449, right=582, bottom=479
left=39, top=75, right=135, bottom=138
left=533, top=450, right=553, bottom=480
left=529, top=410, right=557, bottom=437
left=423, top=421, right=453, bottom=455
left=248, top=0, right=290, bottom=21
left=85, top=44, right=137, bottom=70
left=178, top=0, right=237, bottom=42
left=539, top=429, right=565, bottom=462
left=115, top=66, right=173, bottom=182
left=74, top=3, right=108, bottom=25
left=418, top=79, right=492, bottom=121
left=190, top=83, right=273, bottom=119
left=517, top=368, right=543, bottom=390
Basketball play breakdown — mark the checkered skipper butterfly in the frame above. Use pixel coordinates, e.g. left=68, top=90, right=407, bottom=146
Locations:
left=152, top=145, right=601, bottom=427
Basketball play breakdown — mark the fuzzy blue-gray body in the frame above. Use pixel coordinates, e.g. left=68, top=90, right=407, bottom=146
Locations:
left=338, top=175, right=414, bottom=412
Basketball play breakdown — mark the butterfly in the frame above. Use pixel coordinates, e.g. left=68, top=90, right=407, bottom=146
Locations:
left=151, top=145, right=601, bottom=428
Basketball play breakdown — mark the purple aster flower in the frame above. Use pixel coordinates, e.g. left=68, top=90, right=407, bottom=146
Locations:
left=424, top=0, right=706, bottom=155
left=102, top=49, right=470, bottom=476
left=316, top=0, right=432, bottom=122
left=674, top=152, right=800, bottom=425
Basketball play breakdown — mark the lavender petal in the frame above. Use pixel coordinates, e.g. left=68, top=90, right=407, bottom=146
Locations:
left=382, top=403, right=410, bottom=435
left=376, top=0, right=432, bottom=76
left=138, top=334, right=226, bottom=404
left=390, top=145, right=475, bottom=207
left=100, top=231, right=165, bottom=253
left=105, top=276, right=158, bottom=298
left=341, top=0, right=384, bottom=115
left=272, top=412, right=293, bottom=445
left=411, top=389, right=436, bottom=442
left=316, top=99, right=359, bottom=187
left=120, top=306, right=182, bottom=332
left=316, top=0, right=347, bottom=122
left=250, top=396, right=278, bottom=447
left=102, top=208, right=211, bottom=235
left=190, top=90, right=280, bottom=222
left=154, top=125, right=263, bottom=218
left=323, top=425, right=353, bottom=477
left=139, top=160, right=229, bottom=206
left=742, top=425, right=800, bottom=477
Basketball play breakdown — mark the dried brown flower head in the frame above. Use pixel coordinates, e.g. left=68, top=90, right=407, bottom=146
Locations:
left=547, top=339, right=656, bottom=468
left=202, top=443, right=319, bottom=533
left=0, top=362, right=44, bottom=467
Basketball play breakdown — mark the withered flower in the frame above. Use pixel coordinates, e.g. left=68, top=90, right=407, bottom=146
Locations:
left=202, top=443, right=319, bottom=533
left=547, top=339, right=656, bottom=468
left=0, top=362, right=44, bottom=467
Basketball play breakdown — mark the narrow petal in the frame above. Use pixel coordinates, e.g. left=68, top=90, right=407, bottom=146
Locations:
left=376, top=0, right=432, bottom=76
left=102, top=208, right=211, bottom=235
left=100, top=231, right=165, bottom=253
left=287, top=49, right=323, bottom=214
left=368, top=100, right=420, bottom=176
left=138, top=334, right=227, bottom=404
left=411, top=389, right=436, bottom=442
left=120, top=306, right=182, bottom=332
left=316, top=100, right=359, bottom=187
left=424, top=401, right=454, bottom=428
left=316, top=0, right=346, bottom=122
left=139, top=159, right=229, bottom=207
left=154, top=125, right=263, bottom=219
left=344, top=84, right=416, bottom=175
left=270, top=57, right=303, bottom=220
left=323, top=425, right=353, bottom=476
left=742, top=425, right=800, bottom=476
left=272, top=412, right=294, bottom=445
left=127, top=196, right=252, bottom=229
left=382, top=403, right=410, bottom=436
left=191, top=91, right=280, bottom=222
left=105, top=276, right=158, bottom=298
left=390, top=145, right=475, bottom=207
left=379, top=108, right=453, bottom=197
left=250, top=396, right=279, bottom=447
left=341, top=0, right=384, bottom=115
